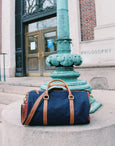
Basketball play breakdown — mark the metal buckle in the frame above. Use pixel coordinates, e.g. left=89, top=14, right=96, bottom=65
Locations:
left=23, top=96, right=27, bottom=103
left=43, top=95, right=49, bottom=100
left=68, top=95, right=74, bottom=100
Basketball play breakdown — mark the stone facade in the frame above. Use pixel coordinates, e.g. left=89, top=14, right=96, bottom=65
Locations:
left=79, top=0, right=115, bottom=90
left=0, top=0, right=2, bottom=53
left=1, top=0, right=115, bottom=89
left=2, top=0, right=15, bottom=77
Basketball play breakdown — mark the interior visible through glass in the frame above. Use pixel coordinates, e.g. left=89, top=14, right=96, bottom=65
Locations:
left=28, top=35, right=38, bottom=54
left=44, top=31, right=57, bottom=52
left=28, top=17, right=57, bottom=32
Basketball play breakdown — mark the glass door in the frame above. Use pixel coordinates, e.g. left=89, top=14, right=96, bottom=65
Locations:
left=25, top=26, right=57, bottom=76
left=41, top=27, right=57, bottom=76
left=25, top=31, right=42, bottom=76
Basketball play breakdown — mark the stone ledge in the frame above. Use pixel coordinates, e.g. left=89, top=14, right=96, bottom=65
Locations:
left=2, top=90, right=115, bottom=146
left=0, top=104, right=7, bottom=122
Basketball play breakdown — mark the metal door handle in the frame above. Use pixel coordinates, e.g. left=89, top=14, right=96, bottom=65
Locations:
left=38, top=53, right=40, bottom=58
left=38, top=52, right=44, bottom=58
left=42, top=52, right=44, bottom=58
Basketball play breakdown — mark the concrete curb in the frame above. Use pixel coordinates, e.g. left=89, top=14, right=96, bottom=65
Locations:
left=2, top=89, right=115, bottom=146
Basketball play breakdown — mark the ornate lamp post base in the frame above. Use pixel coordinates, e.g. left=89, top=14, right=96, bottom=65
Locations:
left=90, top=95, right=102, bottom=113
left=41, top=66, right=92, bottom=91
left=40, top=0, right=102, bottom=113
left=40, top=65, right=102, bottom=113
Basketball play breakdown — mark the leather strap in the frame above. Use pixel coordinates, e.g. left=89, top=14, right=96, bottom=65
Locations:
left=23, top=91, right=46, bottom=125
left=45, top=79, right=73, bottom=97
left=43, top=99, right=48, bottom=125
left=35, top=90, right=39, bottom=94
left=69, top=98, right=74, bottom=125
left=21, top=104, right=26, bottom=124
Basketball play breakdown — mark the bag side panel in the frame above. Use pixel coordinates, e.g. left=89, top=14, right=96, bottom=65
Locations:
left=47, top=90, right=70, bottom=125
left=72, top=91, right=90, bottom=124
left=27, top=91, right=44, bottom=125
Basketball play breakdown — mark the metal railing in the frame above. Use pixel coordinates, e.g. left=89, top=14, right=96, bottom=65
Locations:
left=0, top=53, right=6, bottom=82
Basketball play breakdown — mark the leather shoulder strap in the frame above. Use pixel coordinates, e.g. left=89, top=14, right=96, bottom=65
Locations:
left=24, top=91, right=46, bottom=125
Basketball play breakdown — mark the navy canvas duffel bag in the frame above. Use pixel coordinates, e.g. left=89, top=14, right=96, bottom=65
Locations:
left=21, top=79, right=90, bottom=126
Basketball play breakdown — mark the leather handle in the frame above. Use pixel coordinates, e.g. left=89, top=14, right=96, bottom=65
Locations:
left=49, top=83, right=66, bottom=88
left=45, top=79, right=73, bottom=97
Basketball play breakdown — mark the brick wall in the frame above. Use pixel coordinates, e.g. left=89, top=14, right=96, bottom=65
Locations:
left=79, top=0, right=96, bottom=41
left=0, top=0, right=2, bottom=52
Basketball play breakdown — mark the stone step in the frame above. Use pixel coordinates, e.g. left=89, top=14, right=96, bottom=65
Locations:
left=0, top=104, right=7, bottom=122
left=0, top=92, right=24, bottom=146
left=2, top=90, right=115, bottom=146
left=0, top=92, right=24, bottom=122
left=0, top=84, right=40, bottom=95
left=0, top=123, right=2, bottom=146
left=0, top=77, right=51, bottom=95
left=1, top=77, right=51, bottom=87
left=0, top=92, right=23, bottom=105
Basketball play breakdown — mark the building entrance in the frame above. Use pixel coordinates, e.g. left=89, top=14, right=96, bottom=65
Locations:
left=25, top=27, right=57, bottom=76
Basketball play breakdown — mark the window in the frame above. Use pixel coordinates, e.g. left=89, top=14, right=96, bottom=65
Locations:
left=24, top=0, right=57, bottom=15
left=28, top=17, right=57, bottom=32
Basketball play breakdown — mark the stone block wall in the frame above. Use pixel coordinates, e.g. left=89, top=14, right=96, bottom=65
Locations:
left=0, top=0, right=2, bottom=53
left=79, top=0, right=96, bottom=41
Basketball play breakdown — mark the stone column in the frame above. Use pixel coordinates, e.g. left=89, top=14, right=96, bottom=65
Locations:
left=2, top=0, right=15, bottom=77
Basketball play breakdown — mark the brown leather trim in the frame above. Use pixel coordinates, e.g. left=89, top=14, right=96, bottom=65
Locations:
left=35, top=90, right=39, bottom=94
left=43, top=99, right=48, bottom=125
left=69, top=98, right=74, bottom=125
left=24, top=92, right=46, bottom=125
left=45, top=79, right=73, bottom=97
left=21, top=104, right=26, bottom=124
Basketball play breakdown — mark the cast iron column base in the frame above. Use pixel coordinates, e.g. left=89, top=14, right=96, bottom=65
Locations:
left=40, top=67, right=102, bottom=114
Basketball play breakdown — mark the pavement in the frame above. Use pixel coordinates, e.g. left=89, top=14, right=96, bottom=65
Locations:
left=0, top=77, right=51, bottom=146
left=0, top=77, right=115, bottom=146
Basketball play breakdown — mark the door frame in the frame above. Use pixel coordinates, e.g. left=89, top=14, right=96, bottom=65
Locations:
left=41, top=27, right=57, bottom=76
left=25, top=27, right=57, bottom=76
left=25, top=30, right=42, bottom=76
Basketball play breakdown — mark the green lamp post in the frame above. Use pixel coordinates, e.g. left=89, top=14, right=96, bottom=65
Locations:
left=41, top=0, right=101, bottom=113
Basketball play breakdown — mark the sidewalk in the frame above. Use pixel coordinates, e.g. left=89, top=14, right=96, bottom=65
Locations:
left=0, top=77, right=115, bottom=146
left=0, top=77, right=51, bottom=87
left=0, top=77, right=51, bottom=146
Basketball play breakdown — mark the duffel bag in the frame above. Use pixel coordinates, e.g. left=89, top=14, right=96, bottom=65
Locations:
left=21, top=79, right=90, bottom=125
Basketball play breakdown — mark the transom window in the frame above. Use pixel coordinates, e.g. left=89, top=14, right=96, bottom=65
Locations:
left=24, top=0, right=57, bottom=15
left=28, top=17, right=57, bottom=32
